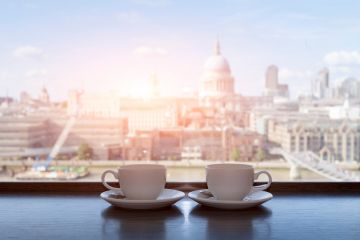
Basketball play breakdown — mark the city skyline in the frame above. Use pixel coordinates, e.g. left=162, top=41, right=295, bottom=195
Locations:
left=1, top=0, right=360, bottom=100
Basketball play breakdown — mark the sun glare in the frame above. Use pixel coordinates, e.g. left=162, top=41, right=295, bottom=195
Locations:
left=129, top=83, right=151, bottom=99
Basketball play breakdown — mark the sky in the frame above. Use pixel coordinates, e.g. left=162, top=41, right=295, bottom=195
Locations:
left=1, top=0, right=360, bottom=101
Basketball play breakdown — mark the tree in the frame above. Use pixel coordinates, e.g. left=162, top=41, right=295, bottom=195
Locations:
left=61, top=101, right=67, bottom=109
left=230, top=148, right=241, bottom=161
left=256, top=148, right=266, bottom=161
left=77, top=143, right=93, bottom=160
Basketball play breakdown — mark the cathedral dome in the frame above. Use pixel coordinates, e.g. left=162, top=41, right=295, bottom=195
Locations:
left=199, top=40, right=235, bottom=98
left=203, top=39, right=231, bottom=74
left=204, top=55, right=231, bottom=73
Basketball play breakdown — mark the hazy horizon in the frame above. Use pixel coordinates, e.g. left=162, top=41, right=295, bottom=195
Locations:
left=1, top=0, right=360, bottom=101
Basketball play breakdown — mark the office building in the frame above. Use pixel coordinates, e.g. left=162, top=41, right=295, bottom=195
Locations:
left=312, top=68, right=331, bottom=99
left=264, top=65, right=289, bottom=98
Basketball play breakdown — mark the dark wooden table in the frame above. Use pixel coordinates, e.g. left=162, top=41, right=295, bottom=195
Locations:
left=1, top=192, right=360, bottom=240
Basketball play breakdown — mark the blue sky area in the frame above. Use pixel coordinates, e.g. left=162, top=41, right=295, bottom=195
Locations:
left=1, top=0, right=360, bottom=100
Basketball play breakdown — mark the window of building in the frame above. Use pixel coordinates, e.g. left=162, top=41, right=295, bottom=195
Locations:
left=0, top=1, right=359, bottom=184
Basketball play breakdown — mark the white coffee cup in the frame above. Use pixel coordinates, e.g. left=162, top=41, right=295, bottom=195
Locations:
left=101, top=164, right=166, bottom=200
left=206, top=164, right=272, bottom=200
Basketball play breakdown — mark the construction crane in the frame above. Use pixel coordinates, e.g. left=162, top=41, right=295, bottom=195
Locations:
left=33, top=90, right=83, bottom=170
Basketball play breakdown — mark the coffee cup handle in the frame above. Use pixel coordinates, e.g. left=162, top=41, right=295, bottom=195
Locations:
left=251, top=170, right=272, bottom=194
left=101, top=170, right=120, bottom=191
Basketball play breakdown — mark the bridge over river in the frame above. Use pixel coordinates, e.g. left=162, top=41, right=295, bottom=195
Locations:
left=270, top=148, right=360, bottom=181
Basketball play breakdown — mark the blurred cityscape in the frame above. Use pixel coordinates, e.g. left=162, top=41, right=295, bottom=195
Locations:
left=0, top=41, right=359, bottom=181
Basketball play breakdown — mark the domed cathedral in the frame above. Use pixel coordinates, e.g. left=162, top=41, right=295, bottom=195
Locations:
left=199, top=40, right=241, bottom=126
left=200, top=39, right=235, bottom=101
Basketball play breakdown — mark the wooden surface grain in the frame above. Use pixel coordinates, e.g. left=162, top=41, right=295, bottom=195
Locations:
left=0, top=193, right=360, bottom=240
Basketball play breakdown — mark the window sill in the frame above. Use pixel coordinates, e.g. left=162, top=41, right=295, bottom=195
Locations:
left=0, top=182, right=360, bottom=194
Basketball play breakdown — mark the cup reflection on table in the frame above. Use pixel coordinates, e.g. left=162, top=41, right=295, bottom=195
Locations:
left=190, top=205, right=273, bottom=239
left=101, top=206, right=183, bottom=239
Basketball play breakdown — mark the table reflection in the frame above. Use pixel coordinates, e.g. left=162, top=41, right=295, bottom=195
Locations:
left=101, top=206, right=183, bottom=240
left=100, top=198, right=273, bottom=240
left=189, top=205, right=273, bottom=239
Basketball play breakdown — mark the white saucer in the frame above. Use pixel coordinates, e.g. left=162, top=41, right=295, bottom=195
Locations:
left=188, top=189, right=273, bottom=210
left=100, top=189, right=185, bottom=210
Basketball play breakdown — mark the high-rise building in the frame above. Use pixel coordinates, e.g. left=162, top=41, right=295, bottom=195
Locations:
left=265, top=65, right=278, bottom=90
left=264, top=65, right=289, bottom=98
left=312, top=68, right=331, bottom=99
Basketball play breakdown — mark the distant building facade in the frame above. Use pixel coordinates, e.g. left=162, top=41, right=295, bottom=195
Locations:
left=334, top=77, right=360, bottom=100
left=122, top=127, right=263, bottom=161
left=67, top=90, right=121, bottom=117
left=0, top=117, right=49, bottom=158
left=299, top=98, right=360, bottom=120
left=50, top=117, right=128, bottom=160
left=268, top=119, right=360, bottom=162
left=0, top=114, right=128, bottom=160
left=117, top=98, right=179, bottom=133
left=67, top=91, right=183, bottom=133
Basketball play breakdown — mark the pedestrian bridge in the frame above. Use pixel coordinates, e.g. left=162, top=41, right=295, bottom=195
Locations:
left=270, top=148, right=360, bottom=181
